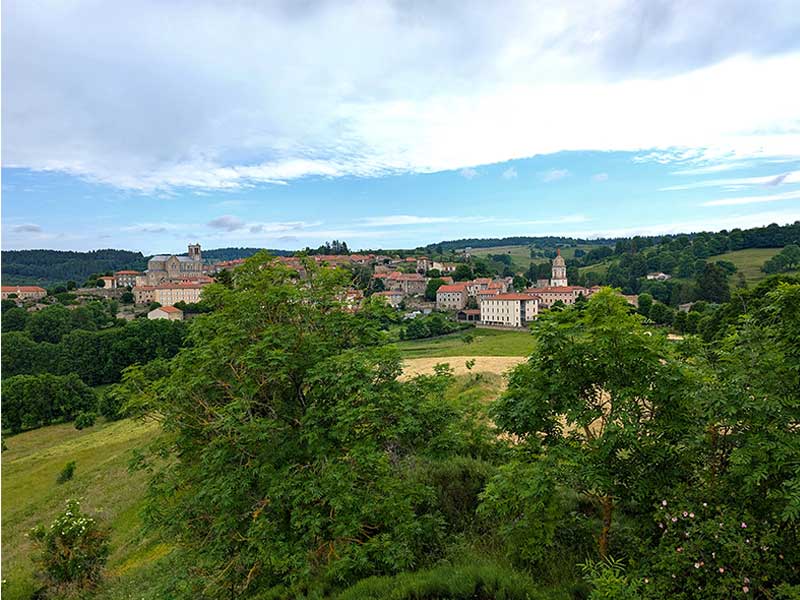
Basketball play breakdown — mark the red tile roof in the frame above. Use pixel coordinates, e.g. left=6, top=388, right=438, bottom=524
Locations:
left=437, top=284, right=467, bottom=293
left=114, top=270, right=142, bottom=275
left=528, top=286, right=586, bottom=293
left=156, top=305, right=183, bottom=313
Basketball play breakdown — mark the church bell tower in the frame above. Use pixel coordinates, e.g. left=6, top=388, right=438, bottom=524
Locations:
left=551, top=248, right=568, bottom=287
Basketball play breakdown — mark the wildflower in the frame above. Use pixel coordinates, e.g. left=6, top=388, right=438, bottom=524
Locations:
left=744, top=578, right=750, bottom=584
left=703, top=502, right=708, bottom=507
left=683, top=511, right=688, bottom=517
left=662, top=500, right=667, bottom=506
left=644, top=578, right=649, bottom=584
left=677, top=547, right=683, bottom=553
left=719, top=568, right=725, bottom=573
left=658, top=523, right=664, bottom=529
left=672, top=517, right=678, bottom=522
left=689, top=512, right=695, bottom=518
left=741, top=522, right=747, bottom=529
left=743, top=586, right=749, bottom=593
left=694, top=562, right=701, bottom=569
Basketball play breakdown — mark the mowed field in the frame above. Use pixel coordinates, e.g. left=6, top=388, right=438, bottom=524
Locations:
left=713, top=247, right=792, bottom=284
left=2, top=418, right=167, bottom=600
left=395, top=328, right=535, bottom=359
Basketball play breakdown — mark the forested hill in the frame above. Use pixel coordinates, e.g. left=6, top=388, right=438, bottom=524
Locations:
left=200, top=247, right=293, bottom=261
left=428, top=221, right=800, bottom=252
left=1, top=249, right=148, bottom=287
left=0, top=246, right=294, bottom=287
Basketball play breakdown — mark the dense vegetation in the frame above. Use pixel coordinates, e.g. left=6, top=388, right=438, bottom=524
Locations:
left=96, top=253, right=798, bottom=599
left=1, top=299, right=186, bottom=433
left=1, top=249, right=147, bottom=287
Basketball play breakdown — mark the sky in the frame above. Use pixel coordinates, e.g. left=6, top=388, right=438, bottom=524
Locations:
left=3, top=0, right=800, bottom=254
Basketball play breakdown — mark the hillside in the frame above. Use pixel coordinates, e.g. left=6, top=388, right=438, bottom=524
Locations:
left=1, top=249, right=148, bottom=287
left=712, top=247, right=792, bottom=284
left=1, top=419, right=167, bottom=600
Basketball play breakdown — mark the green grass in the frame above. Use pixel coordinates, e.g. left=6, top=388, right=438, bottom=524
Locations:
left=395, top=328, right=535, bottom=358
left=713, top=247, right=795, bottom=285
left=1, top=418, right=163, bottom=600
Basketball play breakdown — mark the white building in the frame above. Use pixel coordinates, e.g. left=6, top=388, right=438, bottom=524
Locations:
left=148, top=305, right=184, bottom=320
left=550, top=249, right=568, bottom=287
left=479, top=293, right=540, bottom=328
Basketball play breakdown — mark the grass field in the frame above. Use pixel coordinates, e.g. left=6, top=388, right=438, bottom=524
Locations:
left=395, top=328, right=535, bottom=359
left=1, top=418, right=164, bottom=600
left=713, top=247, right=794, bottom=284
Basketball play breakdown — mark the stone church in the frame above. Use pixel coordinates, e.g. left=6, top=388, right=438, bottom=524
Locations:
left=550, top=248, right=568, bottom=286
left=144, top=243, right=205, bottom=285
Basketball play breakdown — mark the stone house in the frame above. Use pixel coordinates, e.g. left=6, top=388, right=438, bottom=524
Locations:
left=148, top=305, right=184, bottom=320
left=479, top=293, right=540, bottom=328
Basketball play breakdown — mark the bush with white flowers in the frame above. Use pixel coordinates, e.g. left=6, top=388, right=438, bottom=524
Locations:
left=29, top=499, right=110, bottom=594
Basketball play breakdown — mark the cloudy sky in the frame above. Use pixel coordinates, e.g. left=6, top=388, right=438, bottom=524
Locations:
left=3, top=0, right=800, bottom=253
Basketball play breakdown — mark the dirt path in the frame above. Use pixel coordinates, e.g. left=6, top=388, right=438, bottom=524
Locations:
left=401, top=355, right=526, bottom=379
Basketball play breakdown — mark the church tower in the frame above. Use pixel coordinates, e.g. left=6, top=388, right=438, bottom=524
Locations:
left=188, top=243, right=202, bottom=262
left=551, top=248, right=568, bottom=287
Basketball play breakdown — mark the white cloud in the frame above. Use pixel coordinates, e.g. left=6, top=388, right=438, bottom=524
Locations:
left=3, top=1, right=800, bottom=190
left=592, top=173, right=608, bottom=182
left=701, top=190, right=800, bottom=207
left=459, top=167, right=478, bottom=180
left=502, top=167, right=518, bottom=179
left=541, top=169, right=569, bottom=182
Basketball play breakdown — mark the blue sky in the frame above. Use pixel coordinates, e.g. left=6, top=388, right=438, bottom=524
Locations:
left=3, top=1, right=800, bottom=253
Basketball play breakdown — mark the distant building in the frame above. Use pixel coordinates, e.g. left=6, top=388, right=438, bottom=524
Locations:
left=133, top=286, right=156, bottom=305
left=373, top=290, right=405, bottom=308
left=384, top=272, right=426, bottom=295
left=480, top=293, right=540, bottom=328
left=456, top=308, right=481, bottom=322
left=436, top=283, right=468, bottom=310
left=114, top=270, right=142, bottom=288
left=148, top=305, right=184, bottom=321
left=531, top=285, right=592, bottom=308
left=646, top=272, right=671, bottom=281
left=145, top=243, right=205, bottom=285
left=98, top=276, right=116, bottom=289
left=550, top=249, right=568, bottom=286
left=1, top=286, right=47, bottom=301
left=153, top=282, right=206, bottom=306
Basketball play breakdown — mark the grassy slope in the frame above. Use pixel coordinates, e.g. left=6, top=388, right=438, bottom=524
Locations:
left=713, top=247, right=794, bottom=284
left=577, top=247, right=794, bottom=284
left=1, top=418, right=164, bottom=600
left=395, top=328, right=535, bottom=359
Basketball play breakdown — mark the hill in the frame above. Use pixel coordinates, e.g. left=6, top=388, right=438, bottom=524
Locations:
left=1, top=249, right=148, bottom=287
left=712, top=247, right=793, bottom=284
left=1, top=418, right=169, bottom=600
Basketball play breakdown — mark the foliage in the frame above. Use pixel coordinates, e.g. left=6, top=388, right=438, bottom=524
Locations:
left=57, top=460, right=76, bottom=484
left=132, top=254, right=493, bottom=595
left=74, top=411, right=97, bottom=430
left=763, top=244, right=800, bottom=274
left=1, top=248, right=146, bottom=287
left=581, top=558, right=641, bottom=600
left=29, top=499, right=111, bottom=595
left=335, top=560, right=550, bottom=600
left=2, top=373, right=97, bottom=433
left=695, top=263, right=731, bottom=303
left=400, top=313, right=469, bottom=340
left=424, top=278, right=445, bottom=301
left=490, top=289, right=692, bottom=558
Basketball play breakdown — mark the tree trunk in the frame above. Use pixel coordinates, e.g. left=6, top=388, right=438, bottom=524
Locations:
left=599, top=495, right=614, bottom=559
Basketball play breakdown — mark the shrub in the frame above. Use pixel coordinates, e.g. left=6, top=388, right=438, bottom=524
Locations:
left=74, top=411, right=97, bottom=430
left=335, top=561, right=546, bottom=600
left=57, top=460, right=76, bottom=484
left=29, top=499, right=110, bottom=595
left=581, top=558, right=642, bottom=600
left=412, top=456, right=496, bottom=533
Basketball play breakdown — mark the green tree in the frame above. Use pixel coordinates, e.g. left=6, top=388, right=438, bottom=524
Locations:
left=132, top=254, right=485, bottom=595
left=453, top=264, right=474, bottom=281
left=490, top=289, right=690, bottom=558
left=2, top=306, right=28, bottom=332
left=696, top=262, right=731, bottom=303
left=425, top=278, right=445, bottom=301
left=648, top=301, right=674, bottom=325
left=637, top=293, right=653, bottom=318
left=26, top=304, right=73, bottom=343
left=512, top=275, right=528, bottom=291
